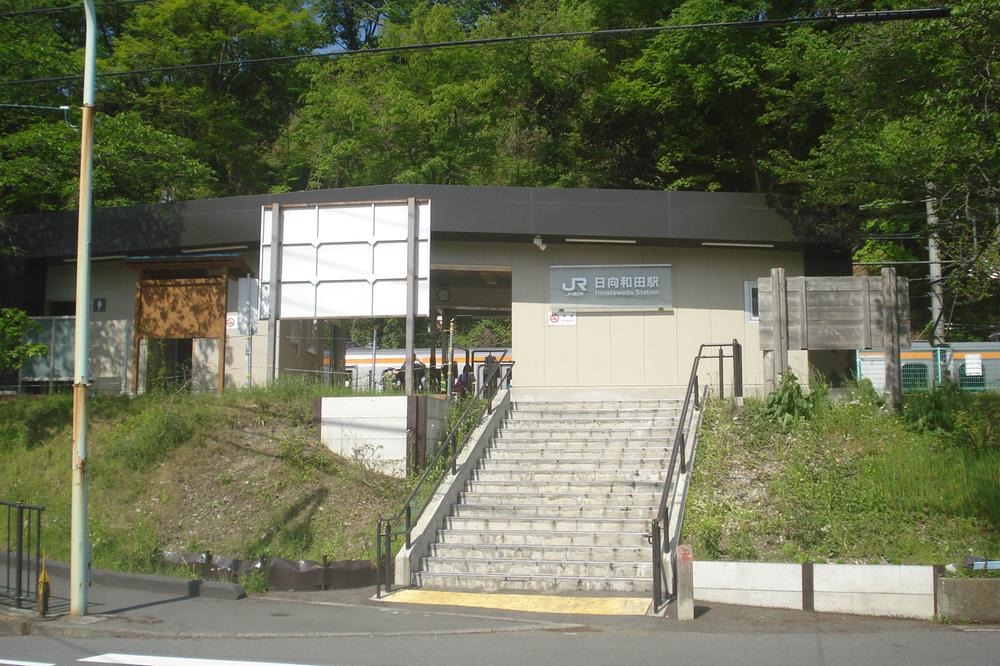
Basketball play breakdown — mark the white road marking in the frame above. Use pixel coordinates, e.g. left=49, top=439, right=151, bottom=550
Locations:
left=79, top=656, right=319, bottom=666
left=0, top=660, right=56, bottom=666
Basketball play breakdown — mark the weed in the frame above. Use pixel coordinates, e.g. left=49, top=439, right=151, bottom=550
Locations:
left=0, top=394, right=72, bottom=451
left=102, top=401, right=196, bottom=471
left=684, top=384, right=1000, bottom=565
left=240, top=569, right=270, bottom=593
left=902, top=382, right=969, bottom=433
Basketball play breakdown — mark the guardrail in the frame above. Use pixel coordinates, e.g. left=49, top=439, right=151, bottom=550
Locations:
left=650, top=340, right=742, bottom=614
left=1, top=499, right=44, bottom=610
left=375, top=354, right=514, bottom=597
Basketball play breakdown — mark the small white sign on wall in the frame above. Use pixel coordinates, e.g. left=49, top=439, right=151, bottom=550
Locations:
left=225, top=312, right=238, bottom=331
left=965, top=353, right=983, bottom=377
left=548, top=311, right=577, bottom=326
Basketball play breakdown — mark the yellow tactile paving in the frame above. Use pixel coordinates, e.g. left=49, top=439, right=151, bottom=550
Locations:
left=378, top=589, right=651, bottom=615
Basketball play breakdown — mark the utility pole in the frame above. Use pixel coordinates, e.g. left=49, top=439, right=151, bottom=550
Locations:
left=926, top=184, right=945, bottom=346
left=71, top=0, right=97, bottom=617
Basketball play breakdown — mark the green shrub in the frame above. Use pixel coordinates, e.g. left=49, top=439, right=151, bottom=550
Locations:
left=954, top=392, right=1000, bottom=452
left=0, top=395, right=72, bottom=451
left=764, top=371, right=814, bottom=427
left=103, top=401, right=195, bottom=471
left=902, top=382, right=970, bottom=433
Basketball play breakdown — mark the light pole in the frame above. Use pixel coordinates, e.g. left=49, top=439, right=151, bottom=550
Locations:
left=70, top=0, right=96, bottom=617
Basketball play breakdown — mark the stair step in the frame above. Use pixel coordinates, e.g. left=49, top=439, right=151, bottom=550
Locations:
left=513, top=400, right=680, bottom=411
left=484, top=447, right=670, bottom=460
left=478, top=458, right=669, bottom=471
left=428, top=543, right=650, bottom=562
left=422, top=556, right=653, bottom=578
left=443, top=516, right=650, bottom=532
left=492, top=437, right=674, bottom=448
left=437, top=528, right=650, bottom=547
left=416, top=571, right=653, bottom=593
left=457, top=491, right=661, bottom=506
left=470, top=469, right=668, bottom=483
left=466, top=480, right=664, bottom=494
left=498, top=427, right=676, bottom=439
left=504, top=416, right=681, bottom=428
left=452, top=504, right=658, bottom=520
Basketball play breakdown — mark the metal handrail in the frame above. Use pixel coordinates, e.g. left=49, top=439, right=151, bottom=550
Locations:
left=375, top=354, right=514, bottom=597
left=650, top=340, right=742, bottom=613
left=2, top=499, right=44, bottom=611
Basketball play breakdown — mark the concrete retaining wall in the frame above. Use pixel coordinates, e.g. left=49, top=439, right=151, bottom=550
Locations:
left=937, top=577, right=1000, bottom=623
left=320, top=395, right=410, bottom=476
left=814, top=563, right=934, bottom=619
left=694, top=561, right=936, bottom=619
left=694, top=561, right=802, bottom=610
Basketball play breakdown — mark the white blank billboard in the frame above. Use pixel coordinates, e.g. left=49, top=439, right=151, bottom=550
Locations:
left=260, top=201, right=430, bottom=319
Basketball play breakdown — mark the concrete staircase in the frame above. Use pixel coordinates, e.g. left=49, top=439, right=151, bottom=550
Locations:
left=414, top=399, right=687, bottom=593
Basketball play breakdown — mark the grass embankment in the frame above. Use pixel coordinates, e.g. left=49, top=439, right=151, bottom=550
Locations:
left=0, top=381, right=410, bottom=574
left=685, top=381, right=1000, bottom=565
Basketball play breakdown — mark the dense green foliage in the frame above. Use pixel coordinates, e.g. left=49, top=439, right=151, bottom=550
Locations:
left=0, top=307, right=47, bottom=372
left=686, top=385, right=1000, bottom=564
left=1, top=0, right=997, bottom=334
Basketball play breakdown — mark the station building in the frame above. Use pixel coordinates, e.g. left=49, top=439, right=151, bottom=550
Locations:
left=1, top=185, right=850, bottom=396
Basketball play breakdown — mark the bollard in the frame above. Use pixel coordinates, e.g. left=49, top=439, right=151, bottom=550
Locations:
left=37, top=558, right=50, bottom=617
left=676, top=544, right=695, bottom=621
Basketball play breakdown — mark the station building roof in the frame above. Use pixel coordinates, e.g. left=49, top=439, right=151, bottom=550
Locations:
left=8, top=184, right=802, bottom=259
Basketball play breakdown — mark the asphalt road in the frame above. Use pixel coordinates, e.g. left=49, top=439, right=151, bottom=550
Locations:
left=2, top=616, right=998, bottom=666
left=2, top=580, right=998, bottom=666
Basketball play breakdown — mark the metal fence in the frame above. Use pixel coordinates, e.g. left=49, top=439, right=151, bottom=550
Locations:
left=1, top=500, right=44, bottom=610
left=856, top=343, right=1000, bottom=392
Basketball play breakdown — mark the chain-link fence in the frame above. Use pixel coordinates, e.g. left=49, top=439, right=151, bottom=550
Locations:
left=857, top=343, right=1000, bottom=392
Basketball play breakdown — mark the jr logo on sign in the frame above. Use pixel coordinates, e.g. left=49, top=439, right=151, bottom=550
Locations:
left=561, top=277, right=587, bottom=294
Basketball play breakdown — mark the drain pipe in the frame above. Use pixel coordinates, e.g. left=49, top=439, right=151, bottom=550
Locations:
left=70, top=0, right=97, bottom=617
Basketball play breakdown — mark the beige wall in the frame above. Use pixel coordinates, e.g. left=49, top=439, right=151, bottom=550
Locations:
left=45, top=259, right=260, bottom=394
left=511, top=243, right=806, bottom=391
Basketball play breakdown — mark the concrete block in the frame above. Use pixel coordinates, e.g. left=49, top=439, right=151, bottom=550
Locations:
left=693, top=561, right=802, bottom=610
left=937, top=577, right=1000, bottom=623
left=676, top=544, right=694, bottom=621
left=814, top=563, right=934, bottom=595
left=320, top=395, right=409, bottom=475
left=813, top=564, right=935, bottom=619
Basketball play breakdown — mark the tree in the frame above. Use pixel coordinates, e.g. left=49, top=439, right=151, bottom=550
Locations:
left=105, top=0, right=324, bottom=195
left=0, top=308, right=46, bottom=372
left=764, top=0, right=1000, bottom=334
left=0, top=112, right=215, bottom=215
left=271, top=0, right=607, bottom=190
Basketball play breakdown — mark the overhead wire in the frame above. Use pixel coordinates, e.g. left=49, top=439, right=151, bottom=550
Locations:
left=0, top=7, right=951, bottom=88
left=0, top=0, right=149, bottom=19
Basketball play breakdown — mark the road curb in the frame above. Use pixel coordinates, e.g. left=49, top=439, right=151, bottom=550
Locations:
left=41, top=561, right=246, bottom=600
left=26, top=619, right=585, bottom=640
left=0, top=617, right=31, bottom=636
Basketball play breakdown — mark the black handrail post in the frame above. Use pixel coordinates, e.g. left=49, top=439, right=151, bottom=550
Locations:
left=694, top=375, right=699, bottom=409
left=718, top=348, right=724, bottom=399
left=383, top=522, right=393, bottom=594
left=375, top=520, right=383, bottom=598
left=450, top=434, right=457, bottom=474
left=733, top=339, right=743, bottom=398
left=34, top=508, right=41, bottom=604
left=14, top=503, right=23, bottom=609
left=651, top=519, right=662, bottom=612
left=679, top=432, right=687, bottom=474
left=405, top=504, right=412, bottom=549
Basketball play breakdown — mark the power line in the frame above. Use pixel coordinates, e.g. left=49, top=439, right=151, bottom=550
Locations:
left=0, top=7, right=951, bottom=88
left=0, top=0, right=149, bottom=19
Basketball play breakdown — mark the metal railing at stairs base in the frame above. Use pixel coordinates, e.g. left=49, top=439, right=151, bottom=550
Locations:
left=650, top=340, right=742, bottom=615
left=2, top=499, right=44, bottom=611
